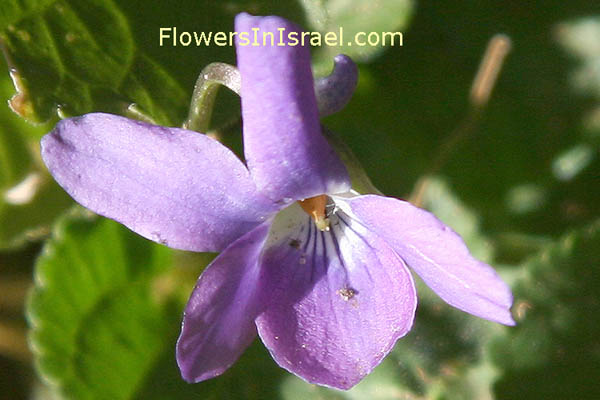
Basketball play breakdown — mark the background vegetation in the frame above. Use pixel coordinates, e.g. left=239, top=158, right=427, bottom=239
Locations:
left=1, top=1, right=599, bottom=398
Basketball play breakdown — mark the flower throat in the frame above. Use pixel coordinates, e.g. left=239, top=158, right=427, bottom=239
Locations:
left=298, top=195, right=330, bottom=232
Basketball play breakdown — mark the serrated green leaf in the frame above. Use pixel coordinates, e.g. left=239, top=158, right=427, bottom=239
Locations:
left=28, top=210, right=175, bottom=399
left=0, top=0, right=187, bottom=125
left=491, top=220, right=600, bottom=399
left=26, top=209, right=297, bottom=399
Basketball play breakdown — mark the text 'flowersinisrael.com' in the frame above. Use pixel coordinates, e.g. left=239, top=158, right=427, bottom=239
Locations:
left=159, top=27, right=403, bottom=48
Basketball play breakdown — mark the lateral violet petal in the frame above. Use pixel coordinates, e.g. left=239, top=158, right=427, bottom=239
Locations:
left=176, top=222, right=271, bottom=382
left=41, top=113, right=277, bottom=252
left=235, top=13, right=350, bottom=203
left=336, top=195, right=515, bottom=325
left=255, top=204, right=417, bottom=390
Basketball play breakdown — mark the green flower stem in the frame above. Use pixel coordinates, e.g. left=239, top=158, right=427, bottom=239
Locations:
left=183, top=63, right=240, bottom=133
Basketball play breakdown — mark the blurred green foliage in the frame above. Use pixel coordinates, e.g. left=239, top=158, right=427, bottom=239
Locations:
left=492, top=220, right=600, bottom=399
left=0, top=58, right=72, bottom=249
left=1, top=0, right=599, bottom=399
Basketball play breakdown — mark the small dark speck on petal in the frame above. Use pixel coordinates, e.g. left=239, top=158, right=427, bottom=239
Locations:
left=337, top=287, right=357, bottom=301
left=289, top=239, right=301, bottom=249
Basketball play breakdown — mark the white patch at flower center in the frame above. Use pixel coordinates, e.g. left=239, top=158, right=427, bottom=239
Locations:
left=265, top=196, right=370, bottom=301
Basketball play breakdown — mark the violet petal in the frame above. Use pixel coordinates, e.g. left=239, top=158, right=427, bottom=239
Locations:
left=336, top=195, right=515, bottom=325
left=235, top=13, right=350, bottom=203
left=41, top=113, right=277, bottom=252
left=255, top=204, right=417, bottom=390
left=176, top=222, right=271, bottom=382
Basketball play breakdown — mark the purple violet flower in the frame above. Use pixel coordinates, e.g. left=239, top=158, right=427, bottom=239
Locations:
left=40, top=13, right=514, bottom=391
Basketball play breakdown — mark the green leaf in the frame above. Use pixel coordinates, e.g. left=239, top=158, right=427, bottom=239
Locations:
left=28, top=209, right=176, bottom=399
left=0, top=172, right=73, bottom=249
left=491, top=220, right=600, bottom=399
left=0, top=77, right=32, bottom=190
left=27, top=209, right=297, bottom=399
left=0, top=0, right=187, bottom=125
left=0, top=57, right=73, bottom=250
left=301, top=0, right=414, bottom=72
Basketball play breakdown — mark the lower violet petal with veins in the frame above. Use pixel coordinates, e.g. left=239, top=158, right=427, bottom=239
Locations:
left=255, top=204, right=417, bottom=389
left=39, top=12, right=514, bottom=391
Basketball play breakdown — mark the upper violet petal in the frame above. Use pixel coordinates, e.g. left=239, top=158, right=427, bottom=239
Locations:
left=41, top=113, right=277, bottom=252
left=235, top=13, right=350, bottom=203
left=255, top=204, right=416, bottom=390
left=176, top=222, right=271, bottom=382
left=335, top=195, right=515, bottom=325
